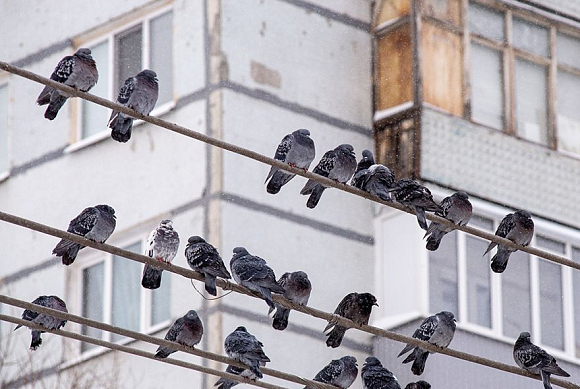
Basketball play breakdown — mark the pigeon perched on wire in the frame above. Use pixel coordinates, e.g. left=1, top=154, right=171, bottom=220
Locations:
left=424, top=191, right=472, bottom=251
left=483, top=210, right=534, bottom=273
left=513, top=332, right=570, bottom=389
left=265, top=129, right=316, bottom=194
left=142, top=220, right=180, bottom=289
left=37, top=48, right=98, bottom=120
left=15, top=295, right=68, bottom=350
left=351, top=150, right=395, bottom=202
left=108, top=69, right=159, bottom=143
left=404, top=381, right=431, bottom=389
left=52, top=204, right=116, bottom=265
left=389, top=179, right=441, bottom=230
left=351, top=150, right=375, bottom=189
left=304, top=356, right=359, bottom=389
left=214, top=364, right=263, bottom=389
left=398, top=311, right=456, bottom=375
left=272, top=271, right=312, bottom=331
left=155, top=310, right=204, bottom=358
left=300, top=144, right=357, bottom=209
left=230, top=247, right=285, bottom=313
left=224, top=326, right=270, bottom=379
left=324, top=292, right=378, bottom=348
left=185, top=236, right=231, bottom=296
left=362, top=357, right=401, bottom=389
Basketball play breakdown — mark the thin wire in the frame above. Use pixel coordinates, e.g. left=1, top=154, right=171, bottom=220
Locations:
left=190, top=278, right=234, bottom=300
left=0, top=60, right=578, bottom=272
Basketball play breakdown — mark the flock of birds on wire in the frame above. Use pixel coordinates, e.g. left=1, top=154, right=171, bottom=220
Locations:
left=9, top=48, right=573, bottom=389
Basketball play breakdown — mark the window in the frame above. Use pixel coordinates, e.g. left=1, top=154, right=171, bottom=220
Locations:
left=556, top=34, right=580, bottom=155
left=0, top=83, right=9, bottom=176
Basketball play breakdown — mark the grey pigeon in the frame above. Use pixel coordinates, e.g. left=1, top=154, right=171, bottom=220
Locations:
left=108, top=69, right=159, bottom=143
left=304, top=356, right=359, bottom=389
left=404, top=381, right=431, bottom=389
left=424, top=191, right=472, bottom=251
left=214, top=364, right=263, bottom=389
left=185, top=236, right=231, bottom=296
left=300, top=144, right=357, bottom=209
left=52, top=204, right=116, bottom=265
left=272, top=271, right=312, bottom=331
left=230, top=247, right=285, bottom=313
left=324, top=292, right=378, bottom=348
left=398, top=311, right=456, bottom=376
left=37, top=48, right=98, bottom=120
left=513, top=332, right=570, bottom=389
left=224, top=326, right=270, bottom=379
left=265, top=129, right=316, bottom=194
left=155, top=310, right=203, bottom=358
left=389, top=179, right=441, bottom=230
left=351, top=150, right=395, bottom=201
left=142, top=220, right=180, bottom=289
left=351, top=150, right=375, bottom=189
left=362, top=357, right=401, bottom=389
left=15, top=295, right=67, bottom=350
left=484, top=210, right=534, bottom=273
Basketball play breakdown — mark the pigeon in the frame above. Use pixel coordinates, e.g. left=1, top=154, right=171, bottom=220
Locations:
left=300, top=144, right=357, bottom=209
left=185, top=236, right=231, bottom=296
left=52, top=204, right=116, bottom=265
left=362, top=357, right=401, bottom=389
left=483, top=210, right=534, bottom=273
left=324, top=292, right=378, bottom=348
left=513, top=332, right=570, bottom=389
left=304, top=356, right=359, bottom=389
left=265, top=129, right=316, bottom=194
left=389, top=179, right=441, bottom=230
left=108, top=69, right=159, bottom=143
left=404, top=381, right=431, bottom=389
left=214, top=364, right=263, bottom=389
left=142, top=220, right=180, bottom=289
left=230, top=247, right=285, bottom=313
left=155, top=310, right=204, bottom=358
left=351, top=150, right=375, bottom=189
left=224, top=326, right=270, bottom=379
left=272, top=271, right=312, bottom=331
left=37, top=48, right=98, bottom=120
left=15, top=295, right=68, bottom=350
left=424, top=191, right=472, bottom=251
left=398, top=311, right=456, bottom=376
left=351, top=150, right=395, bottom=202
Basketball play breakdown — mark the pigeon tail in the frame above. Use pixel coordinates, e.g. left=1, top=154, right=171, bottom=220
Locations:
left=258, top=287, right=276, bottom=314
left=44, top=94, right=68, bottom=120
left=30, top=330, right=43, bottom=351
left=426, top=229, right=445, bottom=251
left=411, top=351, right=429, bottom=376
left=53, top=240, right=81, bottom=266
left=142, top=265, right=163, bottom=289
left=306, top=185, right=325, bottom=209
left=272, top=307, right=290, bottom=331
left=266, top=171, right=293, bottom=195
left=154, top=346, right=175, bottom=359
left=37, top=86, right=52, bottom=106
left=541, top=370, right=553, bottom=389
left=214, top=378, right=237, bottom=389
left=490, top=249, right=511, bottom=273
left=398, top=343, right=415, bottom=358
left=244, top=359, right=263, bottom=379
left=413, top=206, right=429, bottom=230
left=14, top=324, right=22, bottom=331
left=204, top=273, right=218, bottom=296
left=110, top=115, right=133, bottom=143
left=544, top=363, right=570, bottom=377
left=325, top=325, right=346, bottom=348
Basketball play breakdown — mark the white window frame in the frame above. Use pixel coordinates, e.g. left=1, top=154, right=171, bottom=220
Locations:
left=0, top=80, right=11, bottom=182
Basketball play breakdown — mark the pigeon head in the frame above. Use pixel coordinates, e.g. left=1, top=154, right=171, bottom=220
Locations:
left=188, top=236, right=206, bottom=244
left=415, top=381, right=431, bottom=389
left=363, top=357, right=382, bottom=367
left=159, top=219, right=173, bottom=229
left=95, top=204, right=116, bottom=217
left=235, top=326, right=248, bottom=332
left=361, top=149, right=374, bottom=161
left=455, top=191, right=469, bottom=200
left=184, top=310, right=199, bottom=321
left=295, top=128, right=310, bottom=137
left=518, top=331, right=531, bottom=341
left=341, top=356, right=358, bottom=367
left=358, top=293, right=379, bottom=308
left=438, top=311, right=456, bottom=322
left=336, top=144, right=355, bottom=155
left=138, top=69, right=158, bottom=81
left=292, top=270, right=309, bottom=280
left=515, top=210, right=532, bottom=219
left=74, top=48, right=93, bottom=60
left=50, top=296, right=67, bottom=309
left=232, top=247, right=249, bottom=256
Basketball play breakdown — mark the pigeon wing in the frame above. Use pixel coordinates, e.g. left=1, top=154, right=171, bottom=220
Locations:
left=273, top=134, right=294, bottom=162
left=164, top=318, right=185, bottom=342
left=145, top=228, right=157, bottom=257
left=413, top=315, right=438, bottom=341
left=68, top=207, right=99, bottom=236
left=496, top=213, right=516, bottom=239
left=314, top=359, right=343, bottom=384
left=312, top=150, right=337, bottom=178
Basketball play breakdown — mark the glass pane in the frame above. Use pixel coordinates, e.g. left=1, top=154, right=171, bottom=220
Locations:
left=469, top=2, right=505, bottom=42
left=557, top=70, right=580, bottom=154
left=82, top=262, right=104, bottom=352
left=502, top=251, right=531, bottom=338
left=573, top=248, right=580, bottom=357
left=557, top=33, right=580, bottom=69
left=469, top=214, right=494, bottom=230
left=0, top=84, right=8, bottom=172
left=152, top=274, right=171, bottom=326
left=536, top=235, right=566, bottom=254
left=111, top=242, right=141, bottom=342
left=429, top=231, right=458, bottom=315
left=513, top=18, right=549, bottom=57
left=116, top=26, right=142, bottom=93
left=539, top=259, right=564, bottom=349
left=515, top=59, right=548, bottom=145
left=471, top=43, right=504, bottom=129
left=466, top=236, right=491, bottom=327
left=81, top=41, right=109, bottom=139
left=150, top=11, right=173, bottom=105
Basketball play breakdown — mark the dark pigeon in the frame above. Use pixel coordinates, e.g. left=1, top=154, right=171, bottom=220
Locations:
left=37, top=48, right=98, bottom=120
left=484, top=210, right=534, bottom=273
left=215, top=364, right=263, bottom=389
left=351, top=150, right=375, bottom=189
left=142, top=219, right=180, bottom=289
left=424, top=191, right=472, bottom=251
left=185, top=236, right=231, bottom=296
left=304, top=356, right=359, bottom=389
left=404, top=381, right=431, bottom=389
left=513, top=332, right=570, bottom=389
left=398, top=311, right=456, bottom=376
left=389, top=179, right=441, bottom=230
left=362, top=357, right=401, bottom=389
left=155, top=310, right=204, bottom=358
left=108, top=69, right=159, bottom=143
left=324, top=292, right=378, bottom=348
left=224, top=326, right=270, bottom=379
left=351, top=150, right=395, bottom=202
left=272, top=271, right=312, bottom=331
left=52, top=204, right=116, bottom=265
left=15, top=295, right=67, bottom=350
left=300, top=144, right=357, bottom=209
left=265, top=129, right=316, bottom=194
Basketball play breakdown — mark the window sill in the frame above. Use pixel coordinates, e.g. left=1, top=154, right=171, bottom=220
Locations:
left=132, top=100, right=175, bottom=128
left=64, top=130, right=110, bottom=154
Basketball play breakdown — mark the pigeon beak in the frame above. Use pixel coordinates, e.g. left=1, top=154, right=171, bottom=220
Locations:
left=373, top=302, right=379, bottom=307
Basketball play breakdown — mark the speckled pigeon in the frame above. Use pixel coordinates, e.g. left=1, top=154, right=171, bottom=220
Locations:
left=185, top=236, right=231, bottom=296
left=424, top=191, right=472, bottom=251
left=300, top=144, right=357, bottom=209
left=389, top=179, right=441, bottom=230
left=513, top=332, right=570, bottom=389
left=37, top=48, right=98, bottom=120
left=52, top=204, right=116, bottom=265
left=155, top=310, right=204, bottom=358
left=265, top=129, right=316, bottom=194
left=304, top=356, right=359, bottom=389
left=224, top=326, right=270, bottom=379
left=398, top=311, right=456, bottom=376
left=362, top=357, right=401, bottom=389
left=230, top=247, right=285, bottom=313
left=142, top=219, right=180, bottom=289
left=324, top=292, right=378, bottom=348
left=351, top=150, right=395, bottom=201
left=404, top=381, right=431, bottom=389
left=272, top=271, right=312, bottom=331
left=108, top=69, right=159, bottom=143
left=484, top=210, right=534, bottom=273
left=15, top=295, right=68, bottom=350
left=215, top=364, right=263, bottom=389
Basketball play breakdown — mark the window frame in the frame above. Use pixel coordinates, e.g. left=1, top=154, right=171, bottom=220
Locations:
left=0, top=80, right=11, bottom=182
